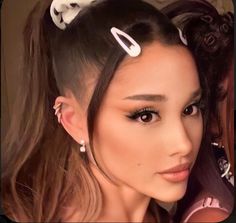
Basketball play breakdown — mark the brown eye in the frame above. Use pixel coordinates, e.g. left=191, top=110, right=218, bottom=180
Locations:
left=139, top=113, right=154, bottom=123
left=183, top=104, right=199, bottom=116
left=128, top=109, right=160, bottom=124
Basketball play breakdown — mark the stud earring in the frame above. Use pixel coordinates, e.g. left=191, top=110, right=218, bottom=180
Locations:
left=79, top=140, right=86, bottom=153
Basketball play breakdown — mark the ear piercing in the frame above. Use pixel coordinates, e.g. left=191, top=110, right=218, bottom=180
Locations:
left=79, top=140, right=86, bottom=153
left=211, top=142, right=224, bottom=149
left=53, top=102, right=86, bottom=153
left=53, top=102, right=62, bottom=123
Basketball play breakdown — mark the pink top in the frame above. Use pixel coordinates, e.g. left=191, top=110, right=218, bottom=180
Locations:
left=182, top=197, right=229, bottom=222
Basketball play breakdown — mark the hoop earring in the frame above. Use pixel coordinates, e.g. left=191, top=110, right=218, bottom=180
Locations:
left=79, top=140, right=86, bottom=153
left=221, top=162, right=231, bottom=178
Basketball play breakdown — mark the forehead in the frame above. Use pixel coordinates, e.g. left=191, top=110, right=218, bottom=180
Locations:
left=107, top=42, right=199, bottom=97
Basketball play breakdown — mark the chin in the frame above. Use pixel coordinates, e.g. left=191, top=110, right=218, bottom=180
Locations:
left=152, top=182, right=188, bottom=203
left=159, top=192, right=186, bottom=203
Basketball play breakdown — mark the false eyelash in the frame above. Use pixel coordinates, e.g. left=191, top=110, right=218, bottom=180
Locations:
left=126, top=107, right=159, bottom=120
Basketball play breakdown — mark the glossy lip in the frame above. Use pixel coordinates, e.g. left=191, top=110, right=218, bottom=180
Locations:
left=157, top=163, right=191, bottom=183
left=157, top=163, right=191, bottom=174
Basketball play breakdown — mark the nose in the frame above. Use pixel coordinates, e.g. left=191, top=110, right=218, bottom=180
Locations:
left=164, top=119, right=193, bottom=157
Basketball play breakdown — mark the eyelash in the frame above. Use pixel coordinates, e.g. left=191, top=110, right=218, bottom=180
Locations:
left=127, top=99, right=205, bottom=124
left=183, top=100, right=205, bottom=117
left=127, top=107, right=160, bottom=124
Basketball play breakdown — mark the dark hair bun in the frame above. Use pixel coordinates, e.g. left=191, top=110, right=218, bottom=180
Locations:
left=203, top=32, right=216, bottom=48
left=198, top=11, right=233, bottom=54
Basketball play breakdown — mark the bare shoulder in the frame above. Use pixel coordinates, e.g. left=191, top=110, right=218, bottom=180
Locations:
left=187, top=207, right=229, bottom=222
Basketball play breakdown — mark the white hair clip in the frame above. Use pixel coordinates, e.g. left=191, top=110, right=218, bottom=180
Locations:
left=178, top=28, right=188, bottom=46
left=50, top=0, right=94, bottom=30
left=110, top=27, right=141, bottom=57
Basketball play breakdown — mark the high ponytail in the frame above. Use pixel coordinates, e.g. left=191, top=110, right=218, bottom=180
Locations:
left=2, top=1, right=101, bottom=221
left=2, top=0, right=202, bottom=222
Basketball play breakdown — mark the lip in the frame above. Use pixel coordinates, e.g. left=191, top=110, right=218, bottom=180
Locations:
left=158, top=163, right=191, bottom=174
left=157, top=163, right=191, bottom=182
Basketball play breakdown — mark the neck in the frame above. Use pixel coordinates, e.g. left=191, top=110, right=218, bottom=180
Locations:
left=91, top=165, right=155, bottom=222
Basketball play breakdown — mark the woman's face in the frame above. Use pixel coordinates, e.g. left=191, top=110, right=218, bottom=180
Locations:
left=93, top=42, right=203, bottom=202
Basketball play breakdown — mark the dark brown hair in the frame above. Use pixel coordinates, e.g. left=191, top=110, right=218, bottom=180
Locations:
left=2, top=0, right=187, bottom=222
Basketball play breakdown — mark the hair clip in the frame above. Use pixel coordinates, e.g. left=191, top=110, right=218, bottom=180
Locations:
left=200, top=15, right=214, bottom=24
left=110, top=27, right=141, bottom=57
left=50, top=0, right=94, bottom=30
left=177, top=28, right=188, bottom=46
left=53, top=102, right=62, bottom=123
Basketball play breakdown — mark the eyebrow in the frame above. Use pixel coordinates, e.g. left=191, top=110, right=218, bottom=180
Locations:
left=123, top=89, right=202, bottom=102
left=123, top=94, right=167, bottom=102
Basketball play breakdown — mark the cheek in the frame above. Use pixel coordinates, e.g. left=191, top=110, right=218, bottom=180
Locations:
left=93, top=112, right=150, bottom=177
left=186, top=115, right=203, bottom=155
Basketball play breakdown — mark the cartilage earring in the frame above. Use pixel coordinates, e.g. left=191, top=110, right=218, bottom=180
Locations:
left=221, top=162, right=231, bottom=178
left=80, top=140, right=86, bottom=153
left=211, top=142, right=224, bottom=149
left=53, top=102, right=62, bottom=123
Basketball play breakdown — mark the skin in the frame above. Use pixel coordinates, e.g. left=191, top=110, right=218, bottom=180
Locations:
left=184, top=191, right=229, bottom=222
left=57, top=41, right=203, bottom=222
left=187, top=208, right=228, bottom=222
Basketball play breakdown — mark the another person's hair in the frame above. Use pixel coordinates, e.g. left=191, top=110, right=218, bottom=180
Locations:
left=162, top=0, right=234, bottom=151
left=2, top=0, right=185, bottom=222
left=162, top=0, right=234, bottom=221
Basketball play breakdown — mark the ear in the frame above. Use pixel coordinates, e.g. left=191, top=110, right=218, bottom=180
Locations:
left=54, top=95, right=89, bottom=144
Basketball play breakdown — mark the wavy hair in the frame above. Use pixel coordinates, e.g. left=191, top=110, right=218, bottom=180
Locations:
left=1, top=0, right=185, bottom=222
